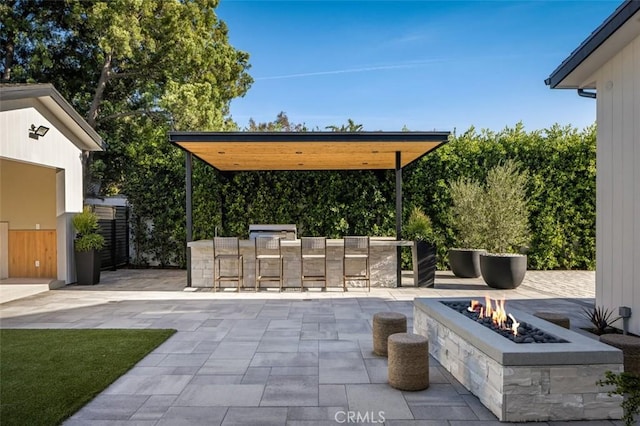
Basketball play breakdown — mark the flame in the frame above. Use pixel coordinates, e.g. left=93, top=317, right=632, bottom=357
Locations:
left=509, top=314, right=520, bottom=336
left=492, top=298, right=507, bottom=329
left=484, top=296, right=493, bottom=317
left=468, top=297, right=519, bottom=335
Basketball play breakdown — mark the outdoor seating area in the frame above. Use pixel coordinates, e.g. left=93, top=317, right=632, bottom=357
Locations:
left=188, top=237, right=411, bottom=291
left=3, top=1, right=640, bottom=425
left=1, top=268, right=625, bottom=425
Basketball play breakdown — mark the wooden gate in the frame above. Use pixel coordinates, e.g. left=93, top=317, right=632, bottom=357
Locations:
left=8, top=230, right=57, bottom=278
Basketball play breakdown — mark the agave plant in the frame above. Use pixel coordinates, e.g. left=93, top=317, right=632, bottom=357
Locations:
left=581, top=306, right=621, bottom=335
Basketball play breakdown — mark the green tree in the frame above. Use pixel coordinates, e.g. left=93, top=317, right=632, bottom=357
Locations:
left=480, top=160, right=530, bottom=253
left=1, top=0, right=252, bottom=189
left=325, top=118, right=363, bottom=132
left=449, top=177, right=485, bottom=248
left=247, top=111, right=309, bottom=132
left=1, top=0, right=252, bottom=266
left=0, top=1, right=83, bottom=83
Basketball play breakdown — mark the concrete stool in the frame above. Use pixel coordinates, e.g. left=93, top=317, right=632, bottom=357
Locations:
left=388, top=333, right=429, bottom=391
left=373, top=312, right=407, bottom=356
left=534, top=312, right=571, bottom=329
left=600, top=334, right=640, bottom=376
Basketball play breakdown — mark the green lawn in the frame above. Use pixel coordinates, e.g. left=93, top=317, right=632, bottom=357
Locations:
left=0, top=328, right=176, bottom=426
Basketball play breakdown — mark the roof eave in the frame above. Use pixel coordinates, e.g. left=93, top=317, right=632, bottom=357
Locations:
left=168, top=131, right=451, bottom=144
left=546, top=0, right=640, bottom=89
left=0, top=83, right=104, bottom=151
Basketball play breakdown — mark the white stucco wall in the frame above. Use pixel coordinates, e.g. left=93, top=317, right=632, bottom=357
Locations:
left=0, top=105, right=84, bottom=213
left=1, top=104, right=85, bottom=283
left=593, top=34, right=640, bottom=335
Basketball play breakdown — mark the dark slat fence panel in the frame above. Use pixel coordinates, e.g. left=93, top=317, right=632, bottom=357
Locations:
left=93, top=205, right=130, bottom=270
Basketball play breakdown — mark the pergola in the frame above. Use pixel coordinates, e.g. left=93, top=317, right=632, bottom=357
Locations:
left=169, top=131, right=450, bottom=287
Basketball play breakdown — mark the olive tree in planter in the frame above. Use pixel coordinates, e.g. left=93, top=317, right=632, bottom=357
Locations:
left=448, top=177, right=486, bottom=278
left=405, top=206, right=438, bottom=287
left=73, top=207, right=105, bottom=285
left=478, top=161, right=530, bottom=289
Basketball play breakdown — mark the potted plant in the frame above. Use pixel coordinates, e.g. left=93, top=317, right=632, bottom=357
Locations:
left=405, top=206, right=437, bottom=287
left=448, top=176, right=486, bottom=278
left=72, top=207, right=105, bottom=285
left=477, top=160, right=530, bottom=289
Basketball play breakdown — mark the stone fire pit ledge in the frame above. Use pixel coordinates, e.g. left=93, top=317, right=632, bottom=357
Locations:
left=414, top=298, right=623, bottom=366
left=415, top=298, right=623, bottom=422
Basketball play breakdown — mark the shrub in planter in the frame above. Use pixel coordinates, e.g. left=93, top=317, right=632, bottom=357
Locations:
left=448, top=176, right=486, bottom=278
left=477, top=161, right=530, bottom=289
left=582, top=306, right=622, bottom=335
left=405, top=206, right=438, bottom=287
left=73, top=207, right=105, bottom=285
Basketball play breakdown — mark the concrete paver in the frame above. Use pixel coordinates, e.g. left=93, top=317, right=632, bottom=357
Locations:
left=0, top=268, right=621, bottom=425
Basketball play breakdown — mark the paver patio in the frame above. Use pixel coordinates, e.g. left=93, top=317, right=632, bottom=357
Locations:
left=0, top=269, right=621, bottom=425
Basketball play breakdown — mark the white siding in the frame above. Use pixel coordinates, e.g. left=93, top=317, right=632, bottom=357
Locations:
left=0, top=105, right=85, bottom=283
left=594, top=34, right=640, bottom=335
left=0, top=106, right=84, bottom=213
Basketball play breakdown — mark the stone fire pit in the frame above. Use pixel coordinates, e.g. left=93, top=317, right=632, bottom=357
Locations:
left=413, top=298, right=624, bottom=422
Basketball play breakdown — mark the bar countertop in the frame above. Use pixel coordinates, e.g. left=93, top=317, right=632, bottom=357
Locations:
left=188, top=237, right=413, bottom=248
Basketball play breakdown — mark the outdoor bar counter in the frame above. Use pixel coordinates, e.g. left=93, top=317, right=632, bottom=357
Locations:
left=187, top=238, right=412, bottom=289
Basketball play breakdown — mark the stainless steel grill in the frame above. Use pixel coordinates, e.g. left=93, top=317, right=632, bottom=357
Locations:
left=248, top=224, right=297, bottom=240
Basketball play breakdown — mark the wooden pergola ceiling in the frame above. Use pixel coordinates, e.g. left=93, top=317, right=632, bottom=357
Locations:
left=169, top=131, right=450, bottom=171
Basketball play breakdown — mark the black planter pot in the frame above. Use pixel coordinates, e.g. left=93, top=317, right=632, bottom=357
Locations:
left=448, top=249, right=486, bottom=278
left=75, top=250, right=101, bottom=285
left=413, top=241, right=436, bottom=287
left=479, top=254, right=527, bottom=289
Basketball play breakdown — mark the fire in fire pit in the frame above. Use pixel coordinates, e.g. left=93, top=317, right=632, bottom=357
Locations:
left=468, top=296, right=520, bottom=335
left=443, top=298, right=567, bottom=344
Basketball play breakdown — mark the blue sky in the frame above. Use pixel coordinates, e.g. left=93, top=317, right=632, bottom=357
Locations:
left=217, top=0, right=620, bottom=133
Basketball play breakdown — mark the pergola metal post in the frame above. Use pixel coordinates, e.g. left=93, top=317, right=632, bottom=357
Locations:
left=395, top=151, right=402, bottom=287
left=186, top=151, right=193, bottom=287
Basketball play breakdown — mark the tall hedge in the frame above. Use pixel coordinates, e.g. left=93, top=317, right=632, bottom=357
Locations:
left=404, top=122, right=596, bottom=270
left=128, top=122, right=595, bottom=270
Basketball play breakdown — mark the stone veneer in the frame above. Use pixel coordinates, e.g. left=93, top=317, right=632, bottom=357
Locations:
left=188, top=238, right=411, bottom=289
left=413, top=298, right=624, bottom=422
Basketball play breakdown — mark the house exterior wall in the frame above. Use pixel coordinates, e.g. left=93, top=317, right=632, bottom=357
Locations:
left=0, top=105, right=84, bottom=213
left=594, top=34, right=640, bottom=335
left=0, top=159, right=57, bottom=229
left=57, top=170, right=75, bottom=283
left=0, top=105, right=85, bottom=283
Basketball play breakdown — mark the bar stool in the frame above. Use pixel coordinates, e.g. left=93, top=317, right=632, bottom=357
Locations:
left=213, top=237, right=243, bottom=291
left=301, top=237, right=327, bottom=291
left=343, top=236, right=370, bottom=291
left=255, top=236, right=283, bottom=291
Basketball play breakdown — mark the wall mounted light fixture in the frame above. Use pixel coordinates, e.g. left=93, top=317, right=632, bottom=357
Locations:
left=29, top=124, right=50, bottom=140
